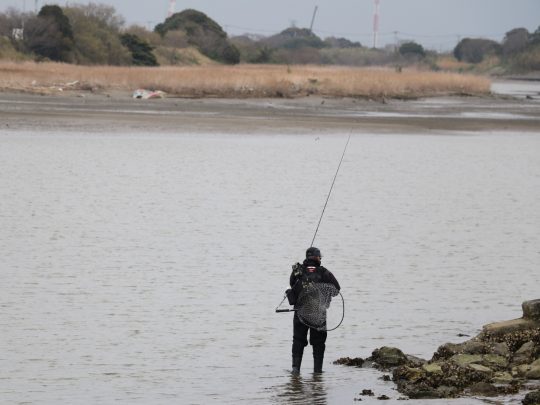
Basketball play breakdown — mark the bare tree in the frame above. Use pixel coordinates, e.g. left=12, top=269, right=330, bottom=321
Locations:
left=0, top=8, right=29, bottom=37
left=63, top=4, right=130, bottom=65
left=71, top=2, right=125, bottom=30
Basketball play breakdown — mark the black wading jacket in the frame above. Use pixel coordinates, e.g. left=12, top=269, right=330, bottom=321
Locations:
left=289, top=258, right=341, bottom=298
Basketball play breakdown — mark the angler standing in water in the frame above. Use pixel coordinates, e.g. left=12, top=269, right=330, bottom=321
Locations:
left=289, top=247, right=340, bottom=374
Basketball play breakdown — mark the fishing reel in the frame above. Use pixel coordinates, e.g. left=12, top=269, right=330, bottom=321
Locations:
left=292, top=262, right=302, bottom=277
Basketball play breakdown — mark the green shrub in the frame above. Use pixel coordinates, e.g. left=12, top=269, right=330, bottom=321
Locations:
left=23, top=5, right=74, bottom=62
left=38, top=5, right=73, bottom=39
left=264, top=27, right=325, bottom=50
left=23, top=16, right=73, bottom=62
left=155, top=9, right=239, bottom=64
left=323, top=36, right=362, bottom=49
left=120, top=33, right=158, bottom=66
left=508, top=44, right=540, bottom=71
left=454, top=38, right=501, bottom=63
left=399, top=41, right=425, bottom=58
left=502, top=28, right=529, bottom=57
left=0, top=36, right=28, bottom=60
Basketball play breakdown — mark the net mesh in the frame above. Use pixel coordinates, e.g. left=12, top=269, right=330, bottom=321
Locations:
left=295, top=282, right=342, bottom=331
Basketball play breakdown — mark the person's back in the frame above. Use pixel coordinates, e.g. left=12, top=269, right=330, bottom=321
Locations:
left=289, top=247, right=340, bottom=374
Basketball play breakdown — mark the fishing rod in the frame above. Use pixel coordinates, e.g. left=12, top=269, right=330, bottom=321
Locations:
left=310, top=133, right=352, bottom=247
left=274, top=133, right=351, bottom=331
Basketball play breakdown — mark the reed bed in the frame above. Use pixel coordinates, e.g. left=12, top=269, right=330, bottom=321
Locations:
left=0, top=61, right=491, bottom=98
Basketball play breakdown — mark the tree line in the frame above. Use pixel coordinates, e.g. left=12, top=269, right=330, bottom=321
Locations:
left=454, top=27, right=540, bottom=71
left=0, top=4, right=155, bottom=65
left=0, top=3, right=538, bottom=72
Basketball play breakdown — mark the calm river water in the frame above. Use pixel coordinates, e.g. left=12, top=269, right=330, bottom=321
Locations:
left=1, top=130, right=539, bottom=404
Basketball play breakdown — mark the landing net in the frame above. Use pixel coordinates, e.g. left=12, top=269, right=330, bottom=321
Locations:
left=295, top=282, right=344, bottom=332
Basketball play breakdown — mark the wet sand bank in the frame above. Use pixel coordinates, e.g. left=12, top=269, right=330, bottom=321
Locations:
left=0, top=91, right=539, bottom=134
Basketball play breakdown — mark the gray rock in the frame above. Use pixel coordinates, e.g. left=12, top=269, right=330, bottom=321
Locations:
left=371, top=347, right=409, bottom=368
left=401, top=384, right=443, bottom=399
left=435, top=385, right=459, bottom=398
left=462, top=340, right=488, bottom=355
left=468, top=363, right=494, bottom=377
left=405, top=354, right=427, bottom=367
left=513, top=342, right=537, bottom=366
left=433, top=343, right=463, bottom=360
left=468, top=382, right=498, bottom=396
left=482, top=318, right=539, bottom=338
left=526, top=365, right=540, bottom=380
left=450, top=354, right=483, bottom=368
left=433, top=340, right=487, bottom=360
left=512, top=364, right=532, bottom=377
left=523, top=299, right=540, bottom=320
left=334, top=357, right=364, bottom=367
left=522, top=389, right=540, bottom=405
left=517, top=341, right=536, bottom=354
left=422, top=363, right=443, bottom=374
left=395, top=366, right=425, bottom=382
left=492, top=371, right=513, bottom=384
left=482, top=354, right=509, bottom=370
left=492, top=342, right=511, bottom=358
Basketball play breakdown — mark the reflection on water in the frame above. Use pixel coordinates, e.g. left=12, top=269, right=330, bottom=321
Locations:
left=274, top=374, right=327, bottom=404
left=1, top=131, right=539, bottom=404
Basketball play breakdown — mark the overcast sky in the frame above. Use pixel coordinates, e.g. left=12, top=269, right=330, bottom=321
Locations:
left=1, top=0, right=539, bottom=50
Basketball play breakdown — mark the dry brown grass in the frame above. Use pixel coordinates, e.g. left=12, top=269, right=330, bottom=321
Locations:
left=436, top=56, right=473, bottom=72
left=0, top=61, right=491, bottom=98
left=436, top=55, right=503, bottom=75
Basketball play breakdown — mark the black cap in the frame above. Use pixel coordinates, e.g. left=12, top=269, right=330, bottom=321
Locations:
left=306, top=247, right=321, bottom=258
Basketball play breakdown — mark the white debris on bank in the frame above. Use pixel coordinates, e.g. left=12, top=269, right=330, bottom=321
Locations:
left=132, top=89, right=166, bottom=99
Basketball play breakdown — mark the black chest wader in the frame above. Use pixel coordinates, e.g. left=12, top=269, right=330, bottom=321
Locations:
left=292, top=266, right=327, bottom=374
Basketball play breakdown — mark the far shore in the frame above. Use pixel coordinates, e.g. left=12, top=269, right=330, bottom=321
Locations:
left=0, top=88, right=539, bottom=135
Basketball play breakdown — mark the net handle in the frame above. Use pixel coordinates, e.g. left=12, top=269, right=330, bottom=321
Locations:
left=274, top=278, right=301, bottom=313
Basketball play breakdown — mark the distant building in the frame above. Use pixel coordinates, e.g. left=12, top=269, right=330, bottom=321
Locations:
left=12, top=28, right=24, bottom=41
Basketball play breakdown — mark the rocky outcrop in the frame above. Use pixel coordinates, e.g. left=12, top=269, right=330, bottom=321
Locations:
left=370, top=346, right=422, bottom=369
left=334, top=357, right=364, bottom=367
left=336, top=299, right=540, bottom=401
left=523, top=300, right=540, bottom=321
left=523, top=389, right=540, bottom=405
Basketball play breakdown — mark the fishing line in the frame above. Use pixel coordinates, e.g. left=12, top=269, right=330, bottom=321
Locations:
left=310, top=132, right=352, bottom=247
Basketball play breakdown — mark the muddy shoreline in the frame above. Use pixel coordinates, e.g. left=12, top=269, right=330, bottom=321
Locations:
left=1, top=90, right=539, bottom=134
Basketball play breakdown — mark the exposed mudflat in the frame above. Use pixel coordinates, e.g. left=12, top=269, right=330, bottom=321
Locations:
left=0, top=89, right=539, bottom=134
